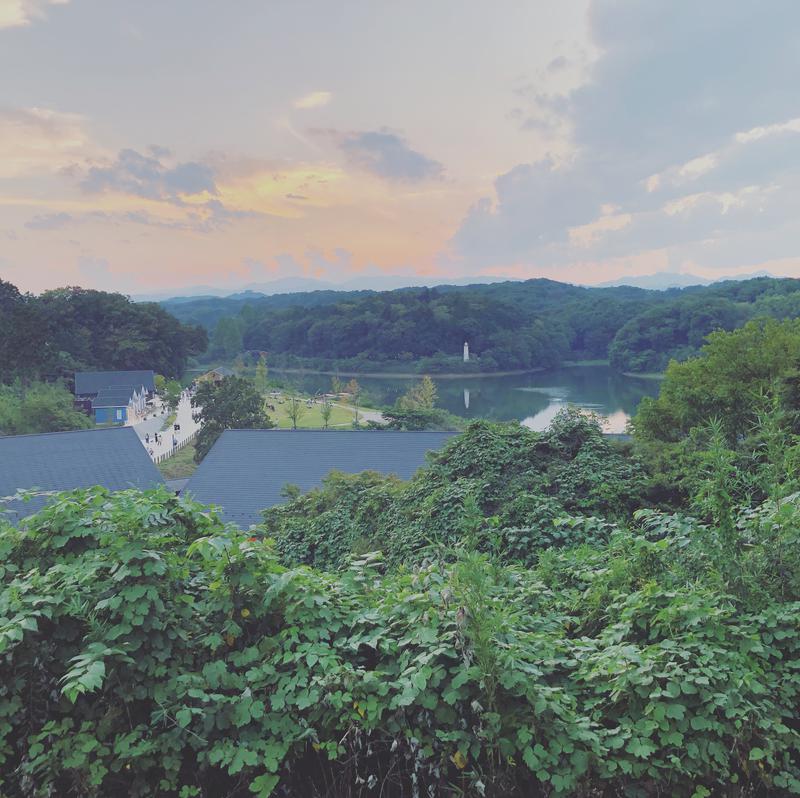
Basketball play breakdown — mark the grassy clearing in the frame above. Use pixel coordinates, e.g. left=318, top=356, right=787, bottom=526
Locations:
left=157, top=442, right=198, bottom=479
left=265, top=398, right=362, bottom=429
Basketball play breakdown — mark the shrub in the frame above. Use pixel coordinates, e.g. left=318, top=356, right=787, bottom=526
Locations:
left=2, top=486, right=800, bottom=796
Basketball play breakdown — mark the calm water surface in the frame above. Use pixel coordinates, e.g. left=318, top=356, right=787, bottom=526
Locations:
left=277, top=365, right=661, bottom=433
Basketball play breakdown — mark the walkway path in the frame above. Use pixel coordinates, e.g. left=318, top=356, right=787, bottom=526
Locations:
left=134, top=393, right=200, bottom=461
left=330, top=402, right=384, bottom=425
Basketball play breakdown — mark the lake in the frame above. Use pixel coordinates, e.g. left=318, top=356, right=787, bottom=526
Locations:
left=276, top=364, right=662, bottom=433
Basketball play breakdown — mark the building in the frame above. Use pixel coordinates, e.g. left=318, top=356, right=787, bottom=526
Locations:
left=74, top=370, right=156, bottom=424
left=0, top=427, right=165, bottom=524
left=92, top=385, right=148, bottom=425
left=198, top=366, right=235, bottom=384
left=183, top=429, right=456, bottom=527
left=74, top=370, right=156, bottom=399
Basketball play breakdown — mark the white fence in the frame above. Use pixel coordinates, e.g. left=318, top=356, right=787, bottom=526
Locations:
left=153, top=429, right=198, bottom=464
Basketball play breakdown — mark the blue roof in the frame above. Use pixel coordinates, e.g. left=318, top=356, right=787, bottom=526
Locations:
left=184, top=429, right=455, bottom=527
left=0, top=427, right=165, bottom=524
left=75, top=370, right=155, bottom=396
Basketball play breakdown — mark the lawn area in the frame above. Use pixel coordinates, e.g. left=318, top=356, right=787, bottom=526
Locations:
left=266, top=398, right=362, bottom=429
left=157, top=442, right=198, bottom=479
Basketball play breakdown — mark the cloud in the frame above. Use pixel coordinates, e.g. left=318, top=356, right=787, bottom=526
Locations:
left=0, top=107, right=96, bottom=177
left=0, top=0, right=68, bottom=30
left=451, top=0, right=800, bottom=276
left=293, top=91, right=332, bottom=110
left=81, top=148, right=218, bottom=202
left=545, top=55, right=570, bottom=74
left=25, top=211, right=72, bottom=230
left=329, top=128, right=443, bottom=182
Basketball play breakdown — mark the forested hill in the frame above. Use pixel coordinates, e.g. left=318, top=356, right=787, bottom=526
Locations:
left=0, top=281, right=207, bottom=383
left=167, top=276, right=800, bottom=374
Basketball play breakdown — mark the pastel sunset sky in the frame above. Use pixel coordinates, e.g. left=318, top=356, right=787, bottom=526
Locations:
left=2, top=0, right=799, bottom=294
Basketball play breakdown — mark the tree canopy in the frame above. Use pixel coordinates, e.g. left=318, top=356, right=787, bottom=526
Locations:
left=0, top=280, right=207, bottom=384
left=166, top=276, right=800, bottom=374
left=192, top=376, right=275, bottom=460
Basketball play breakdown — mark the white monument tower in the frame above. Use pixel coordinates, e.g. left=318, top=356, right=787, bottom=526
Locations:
left=463, top=341, right=469, bottom=362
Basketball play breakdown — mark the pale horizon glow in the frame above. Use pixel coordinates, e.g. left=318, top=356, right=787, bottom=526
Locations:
left=1, top=1, right=799, bottom=295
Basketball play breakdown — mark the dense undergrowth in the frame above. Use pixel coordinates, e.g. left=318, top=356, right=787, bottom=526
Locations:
left=266, top=410, right=643, bottom=571
left=6, top=323, right=800, bottom=796
left=1, top=478, right=800, bottom=796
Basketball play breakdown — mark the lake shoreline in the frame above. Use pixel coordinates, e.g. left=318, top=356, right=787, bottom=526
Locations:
left=272, top=366, right=547, bottom=380
left=622, top=371, right=665, bottom=380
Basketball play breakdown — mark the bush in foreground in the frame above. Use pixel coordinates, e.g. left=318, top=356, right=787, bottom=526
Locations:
left=1, top=485, right=800, bottom=796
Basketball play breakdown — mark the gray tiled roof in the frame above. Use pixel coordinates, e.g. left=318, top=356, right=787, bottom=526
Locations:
left=184, top=429, right=455, bottom=527
left=0, top=427, right=165, bottom=524
left=92, top=385, right=141, bottom=408
left=75, top=370, right=155, bottom=396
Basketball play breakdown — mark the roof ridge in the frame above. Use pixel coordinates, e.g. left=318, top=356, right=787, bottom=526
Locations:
left=221, top=428, right=453, bottom=434
left=0, top=426, right=134, bottom=441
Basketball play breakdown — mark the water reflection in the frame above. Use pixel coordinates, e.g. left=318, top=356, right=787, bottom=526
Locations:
left=275, top=365, right=662, bottom=433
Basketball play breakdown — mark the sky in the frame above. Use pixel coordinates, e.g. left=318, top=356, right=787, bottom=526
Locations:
left=1, top=0, right=799, bottom=295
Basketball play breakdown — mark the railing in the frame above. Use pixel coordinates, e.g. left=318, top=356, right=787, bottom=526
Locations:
left=153, top=429, right=198, bottom=464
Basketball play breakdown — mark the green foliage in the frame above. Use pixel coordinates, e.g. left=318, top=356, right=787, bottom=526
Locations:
left=168, top=275, right=800, bottom=374
left=254, top=355, right=268, bottom=395
left=163, top=380, right=183, bottom=412
left=609, top=296, right=749, bottom=373
left=397, top=376, right=438, bottom=410
left=267, top=409, right=643, bottom=571
left=380, top=406, right=464, bottom=430
left=209, top=317, right=245, bottom=360
left=631, top=319, right=800, bottom=507
left=284, top=393, right=307, bottom=430
left=0, top=381, right=93, bottom=435
left=634, top=317, right=800, bottom=445
left=378, top=375, right=463, bottom=430
left=242, top=286, right=572, bottom=372
left=2, top=482, right=800, bottom=796
left=319, top=397, right=333, bottom=429
left=0, top=279, right=207, bottom=384
left=192, top=376, right=275, bottom=461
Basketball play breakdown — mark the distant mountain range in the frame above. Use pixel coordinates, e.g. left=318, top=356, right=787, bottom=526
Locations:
left=592, top=270, right=775, bottom=290
left=136, top=270, right=788, bottom=304
left=133, top=274, right=503, bottom=303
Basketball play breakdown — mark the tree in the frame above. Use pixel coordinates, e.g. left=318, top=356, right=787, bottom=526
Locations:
left=254, top=354, right=268, bottom=394
left=346, top=379, right=361, bottom=427
left=209, top=317, right=243, bottom=359
left=35, top=286, right=206, bottom=379
left=0, top=381, right=93, bottom=435
left=397, top=376, right=438, bottom=410
left=154, top=374, right=166, bottom=394
left=286, top=393, right=307, bottom=430
left=320, top=397, right=333, bottom=429
left=381, top=407, right=462, bottom=431
left=633, top=318, right=800, bottom=445
left=331, top=376, right=342, bottom=395
left=163, top=380, right=182, bottom=413
left=192, top=376, right=274, bottom=461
